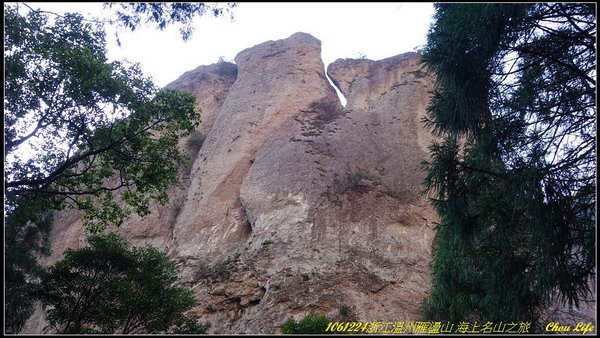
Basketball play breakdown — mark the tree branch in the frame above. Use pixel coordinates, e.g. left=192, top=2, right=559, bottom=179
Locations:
left=505, top=44, right=596, bottom=86
left=5, top=115, right=168, bottom=192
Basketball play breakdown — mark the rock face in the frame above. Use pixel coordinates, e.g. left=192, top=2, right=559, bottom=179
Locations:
left=24, top=32, right=439, bottom=334
left=165, top=62, right=238, bottom=136
left=34, top=61, right=238, bottom=266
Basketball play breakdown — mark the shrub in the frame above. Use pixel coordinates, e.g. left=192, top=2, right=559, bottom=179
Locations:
left=186, top=130, right=206, bottom=153
left=171, top=318, right=210, bottom=334
left=281, top=312, right=331, bottom=334
left=355, top=52, right=367, bottom=59
left=338, top=304, right=352, bottom=319
left=346, top=169, right=364, bottom=190
left=309, top=100, right=341, bottom=126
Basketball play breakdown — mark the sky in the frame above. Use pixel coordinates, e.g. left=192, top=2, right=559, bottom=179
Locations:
left=28, top=2, right=435, bottom=88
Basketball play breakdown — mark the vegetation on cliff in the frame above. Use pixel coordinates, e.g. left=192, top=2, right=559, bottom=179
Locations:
left=281, top=313, right=332, bottom=334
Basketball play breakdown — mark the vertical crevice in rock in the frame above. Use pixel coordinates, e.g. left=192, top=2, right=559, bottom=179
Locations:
left=171, top=32, right=342, bottom=264
left=240, top=206, right=253, bottom=236
left=233, top=49, right=437, bottom=334
left=325, top=65, right=347, bottom=107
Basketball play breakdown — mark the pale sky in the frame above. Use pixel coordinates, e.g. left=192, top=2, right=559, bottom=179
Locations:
left=22, top=2, right=435, bottom=87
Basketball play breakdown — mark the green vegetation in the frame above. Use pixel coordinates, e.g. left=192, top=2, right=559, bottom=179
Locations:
left=187, top=130, right=207, bottom=154
left=338, top=304, right=352, bottom=320
left=281, top=313, right=332, bottom=334
left=420, top=3, right=595, bottom=330
left=5, top=5, right=200, bottom=230
left=4, top=4, right=217, bottom=332
left=4, top=199, right=54, bottom=334
left=37, top=232, right=209, bottom=334
left=346, top=169, right=364, bottom=190
left=354, top=52, right=368, bottom=60
left=105, top=3, right=236, bottom=41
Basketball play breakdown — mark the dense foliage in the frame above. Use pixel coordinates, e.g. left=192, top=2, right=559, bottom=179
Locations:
left=4, top=196, right=54, bottom=333
left=4, top=4, right=201, bottom=332
left=4, top=4, right=200, bottom=229
left=281, top=313, right=332, bottom=334
left=37, top=233, right=208, bottom=334
left=421, top=3, right=595, bottom=329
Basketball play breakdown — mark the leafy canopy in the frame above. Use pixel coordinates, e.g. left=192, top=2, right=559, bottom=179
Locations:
left=37, top=232, right=209, bottom=334
left=421, top=3, right=595, bottom=329
left=4, top=5, right=201, bottom=332
left=4, top=196, right=54, bottom=334
left=4, top=5, right=200, bottom=231
left=3, top=2, right=237, bottom=334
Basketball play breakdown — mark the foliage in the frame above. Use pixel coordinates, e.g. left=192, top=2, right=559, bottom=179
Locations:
left=354, top=52, right=368, bottom=60
left=37, top=232, right=208, bottom=334
left=281, top=313, right=332, bottom=334
left=4, top=3, right=221, bottom=334
left=420, top=3, right=595, bottom=329
left=346, top=169, right=364, bottom=190
left=4, top=195, right=54, bottom=334
left=336, top=304, right=357, bottom=324
left=309, top=100, right=343, bottom=126
left=187, top=130, right=206, bottom=154
left=338, top=304, right=352, bottom=319
left=104, top=2, right=236, bottom=41
left=4, top=5, right=201, bottom=231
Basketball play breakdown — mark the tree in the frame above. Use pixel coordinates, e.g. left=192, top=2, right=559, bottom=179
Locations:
left=104, top=2, right=236, bottom=41
left=4, top=195, right=54, bottom=334
left=4, top=5, right=200, bottom=230
left=420, top=3, right=595, bottom=330
left=37, top=233, right=209, bottom=334
left=4, top=4, right=200, bottom=333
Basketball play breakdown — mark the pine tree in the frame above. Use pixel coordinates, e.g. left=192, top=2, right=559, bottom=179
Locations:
left=420, top=3, right=595, bottom=330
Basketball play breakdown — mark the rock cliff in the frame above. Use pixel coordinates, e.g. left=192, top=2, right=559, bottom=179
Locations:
left=24, top=32, right=439, bottom=334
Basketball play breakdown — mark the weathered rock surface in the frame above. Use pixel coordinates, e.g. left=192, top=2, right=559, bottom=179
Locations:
left=24, top=32, right=439, bottom=334
left=172, top=34, right=438, bottom=333
left=165, top=62, right=238, bottom=136
left=40, top=61, right=238, bottom=261
left=170, top=32, right=343, bottom=265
